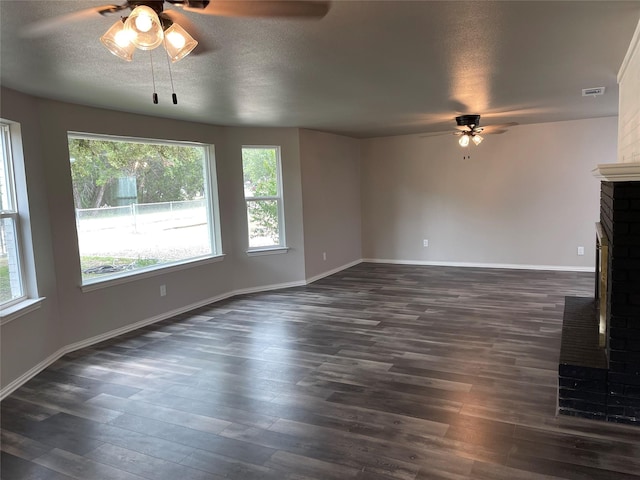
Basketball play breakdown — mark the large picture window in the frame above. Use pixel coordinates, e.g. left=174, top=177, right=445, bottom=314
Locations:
left=241, top=146, right=285, bottom=250
left=0, top=123, right=25, bottom=307
left=68, top=133, right=219, bottom=285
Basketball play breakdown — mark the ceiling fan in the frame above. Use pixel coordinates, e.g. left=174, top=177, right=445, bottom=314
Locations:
left=455, top=114, right=486, bottom=147
left=23, top=0, right=330, bottom=104
left=422, top=114, right=517, bottom=147
left=24, top=1, right=332, bottom=39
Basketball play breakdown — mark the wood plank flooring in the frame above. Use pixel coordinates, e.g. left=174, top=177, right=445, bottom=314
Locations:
left=2, top=263, right=639, bottom=480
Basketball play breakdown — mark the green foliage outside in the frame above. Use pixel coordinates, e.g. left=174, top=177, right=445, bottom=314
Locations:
left=242, top=148, right=280, bottom=243
left=69, top=137, right=206, bottom=276
left=0, top=257, right=9, bottom=303
left=68, top=138, right=206, bottom=209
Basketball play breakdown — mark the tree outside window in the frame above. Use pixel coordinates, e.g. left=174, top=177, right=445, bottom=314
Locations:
left=241, top=146, right=285, bottom=249
left=68, top=134, right=219, bottom=284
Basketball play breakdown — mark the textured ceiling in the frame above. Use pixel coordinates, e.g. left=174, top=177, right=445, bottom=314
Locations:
left=1, top=1, right=639, bottom=138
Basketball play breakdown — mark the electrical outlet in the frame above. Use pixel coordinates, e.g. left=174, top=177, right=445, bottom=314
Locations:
left=577, top=246, right=584, bottom=256
left=323, top=252, right=327, bottom=261
left=423, top=239, right=429, bottom=247
left=160, top=285, right=167, bottom=297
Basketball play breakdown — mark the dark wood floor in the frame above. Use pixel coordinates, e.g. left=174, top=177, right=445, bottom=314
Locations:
left=2, top=263, right=639, bottom=480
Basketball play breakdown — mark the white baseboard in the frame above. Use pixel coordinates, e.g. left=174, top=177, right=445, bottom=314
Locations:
left=0, top=349, right=70, bottom=401
left=232, top=280, right=307, bottom=297
left=0, top=290, right=231, bottom=400
left=0, top=275, right=340, bottom=400
left=0, top=257, right=592, bottom=399
left=362, top=258, right=595, bottom=273
left=305, top=259, right=363, bottom=284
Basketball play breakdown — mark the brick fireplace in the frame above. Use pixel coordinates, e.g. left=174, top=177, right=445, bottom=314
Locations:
left=558, top=163, right=640, bottom=425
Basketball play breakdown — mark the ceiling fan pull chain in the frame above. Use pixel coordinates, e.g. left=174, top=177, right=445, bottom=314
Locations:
left=163, top=38, right=178, bottom=105
left=149, top=50, right=158, bottom=104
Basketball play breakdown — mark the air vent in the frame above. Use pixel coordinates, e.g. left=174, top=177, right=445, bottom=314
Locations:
left=582, top=87, right=606, bottom=97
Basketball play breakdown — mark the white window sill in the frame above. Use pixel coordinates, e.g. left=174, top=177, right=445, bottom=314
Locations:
left=246, top=247, right=290, bottom=257
left=1, top=297, right=46, bottom=325
left=81, top=254, right=226, bottom=293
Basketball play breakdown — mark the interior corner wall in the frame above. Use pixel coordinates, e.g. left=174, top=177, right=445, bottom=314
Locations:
left=618, top=18, right=640, bottom=164
left=360, top=117, right=616, bottom=269
left=221, top=126, right=306, bottom=290
left=299, top=129, right=362, bottom=281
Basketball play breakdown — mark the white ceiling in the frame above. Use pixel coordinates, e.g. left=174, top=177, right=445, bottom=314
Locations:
left=1, top=1, right=639, bottom=138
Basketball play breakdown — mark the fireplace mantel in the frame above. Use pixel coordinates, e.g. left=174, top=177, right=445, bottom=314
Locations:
left=592, top=162, right=640, bottom=181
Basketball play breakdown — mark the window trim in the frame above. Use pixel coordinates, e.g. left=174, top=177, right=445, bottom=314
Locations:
left=80, top=254, right=225, bottom=292
left=241, top=145, right=286, bottom=252
left=1, top=121, right=28, bottom=309
left=0, top=211, right=26, bottom=309
left=67, top=132, right=222, bottom=287
left=1, top=297, right=45, bottom=325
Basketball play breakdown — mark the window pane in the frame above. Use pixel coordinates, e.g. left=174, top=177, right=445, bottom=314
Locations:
left=1, top=217, right=23, bottom=303
left=242, top=148, right=279, bottom=198
left=1, top=123, right=25, bottom=307
left=247, top=199, right=280, bottom=248
left=68, top=135, right=215, bottom=283
left=0, top=125, right=14, bottom=211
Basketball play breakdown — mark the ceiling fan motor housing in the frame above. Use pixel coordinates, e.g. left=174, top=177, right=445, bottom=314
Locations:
left=456, top=114, right=481, bottom=127
left=125, top=0, right=210, bottom=13
left=166, top=0, right=210, bottom=8
left=127, top=1, right=165, bottom=13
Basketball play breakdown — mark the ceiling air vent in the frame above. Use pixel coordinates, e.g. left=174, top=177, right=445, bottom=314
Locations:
left=582, top=87, right=606, bottom=97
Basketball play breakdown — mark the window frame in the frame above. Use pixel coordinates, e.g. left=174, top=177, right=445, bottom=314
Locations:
left=0, top=122, right=27, bottom=309
left=241, top=145, right=287, bottom=252
left=0, top=120, right=44, bottom=325
left=67, top=132, right=223, bottom=288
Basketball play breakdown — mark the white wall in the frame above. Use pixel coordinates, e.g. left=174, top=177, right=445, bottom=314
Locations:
left=221, top=127, right=307, bottom=290
left=300, top=129, right=362, bottom=280
left=34, top=99, right=240, bottom=350
left=618, top=18, right=640, bottom=164
left=0, top=90, right=63, bottom=393
left=360, top=117, right=616, bottom=269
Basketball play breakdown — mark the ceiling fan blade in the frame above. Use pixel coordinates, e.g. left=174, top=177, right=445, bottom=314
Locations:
left=480, top=122, right=519, bottom=134
left=21, top=4, right=128, bottom=38
left=184, top=1, right=330, bottom=18
left=23, top=4, right=124, bottom=38
left=486, top=129, right=509, bottom=135
left=419, top=131, right=458, bottom=138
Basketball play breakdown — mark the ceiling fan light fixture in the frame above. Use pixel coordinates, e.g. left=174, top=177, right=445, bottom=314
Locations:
left=472, top=134, right=483, bottom=146
left=125, top=5, right=164, bottom=50
left=458, top=134, right=470, bottom=147
left=163, top=23, right=198, bottom=63
left=100, top=19, right=136, bottom=61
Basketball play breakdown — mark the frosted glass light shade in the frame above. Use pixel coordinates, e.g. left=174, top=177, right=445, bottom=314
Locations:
left=100, top=19, right=136, bottom=61
left=125, top=5, right=164, bottom=50
left=472, top=134, right=483, bottom=145
left=458, top=134, right=470, bottom=147
left=163, top=23, right=198, bottom=62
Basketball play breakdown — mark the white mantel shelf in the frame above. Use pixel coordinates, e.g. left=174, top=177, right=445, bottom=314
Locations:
left=592, top=162, right=640, bottom=182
